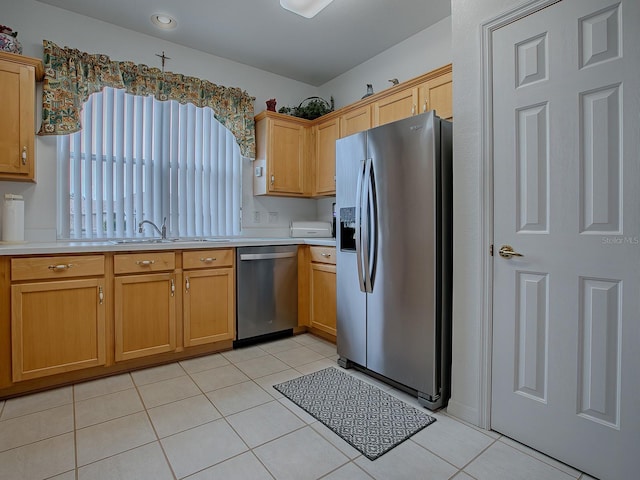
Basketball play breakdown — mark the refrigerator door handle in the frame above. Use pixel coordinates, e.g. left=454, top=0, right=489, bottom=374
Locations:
left=366, top=161, right=378, bottom=293
left=354, top=159, right=367, bottom=293
left=362, top=158, right=372, bottom=293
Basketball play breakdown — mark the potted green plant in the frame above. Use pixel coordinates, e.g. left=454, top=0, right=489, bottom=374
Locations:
left=279, top=96, right=334, bottom=120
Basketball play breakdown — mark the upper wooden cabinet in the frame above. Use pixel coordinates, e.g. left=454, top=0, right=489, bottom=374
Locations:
left=254, top=111, right=311, bottom=196
left=254, top=64, right=452, bottom=198
left=313, top=116, right=339, bottom=196
left=419, top=71, right=453, bottom=120
left=340, top=104, right=372, bottom=138
left=0, top=52, right=43, bottom=182
left=373, top=65, right=453, bottom=127
left=372, top=86, right=419, bottom=127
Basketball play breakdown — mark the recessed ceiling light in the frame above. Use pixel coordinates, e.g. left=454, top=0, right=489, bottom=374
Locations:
left=280, top=0, right=334, bottom=18
left=151, top=14, right=177, bottom=29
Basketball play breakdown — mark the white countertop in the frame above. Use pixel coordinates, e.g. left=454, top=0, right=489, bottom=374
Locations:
left=0, top=237, right=336, bottom=256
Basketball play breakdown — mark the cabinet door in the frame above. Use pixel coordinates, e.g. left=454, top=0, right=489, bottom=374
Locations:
left=373, top=87, right=419, bottom=127
left=269, top=118, right=306, bottom=194
left=11, top=279, right=106, bottom=381
left=419, top=72, right=453, bottom=120
left=314, top=117, right=339, bottom=196
left=184, top=268, right=235, bottom=346
left=310, top=262, right=337, bottom=337
left=340, top=105, right=371, bottom=138
left=0, top=60, right=35, bottom=180
left=114, top=273, right=176, bottom=361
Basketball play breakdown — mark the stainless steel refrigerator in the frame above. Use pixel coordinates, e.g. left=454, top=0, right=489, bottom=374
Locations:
left=336, top=111, right=452, bottom=410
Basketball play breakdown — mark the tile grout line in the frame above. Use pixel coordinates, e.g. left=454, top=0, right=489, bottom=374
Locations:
left=72, top=385, right=79, bottom=480
left=133, top=372, right=180, bottom=480
left=495, top=436, right=584, bottom=479
left=449, top=435, right=500, bottom=476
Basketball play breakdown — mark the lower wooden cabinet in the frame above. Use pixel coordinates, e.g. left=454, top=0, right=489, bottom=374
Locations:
left=309, top=247, right=337, bottom=338
left=11, top=279, right=107, bottom=381
left=10, top=255, right=106, bottom=382
left=114, top=252, right=177, bottom=362
left=183, top=249, right=235, bottom=346
left=1, top=249, right=240, bottom=397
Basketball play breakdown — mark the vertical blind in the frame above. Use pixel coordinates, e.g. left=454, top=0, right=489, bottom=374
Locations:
left=57, top=87, right=242, bottom=240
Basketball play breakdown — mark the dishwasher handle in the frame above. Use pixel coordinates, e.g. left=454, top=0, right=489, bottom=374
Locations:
left=240, top=251, right=297, bottom=261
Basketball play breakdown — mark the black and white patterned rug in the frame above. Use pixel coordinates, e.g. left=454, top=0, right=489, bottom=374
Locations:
left=273, top=367, right=436, bottom=460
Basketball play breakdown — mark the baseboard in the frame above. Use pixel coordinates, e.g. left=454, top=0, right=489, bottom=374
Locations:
left=446, top=398, right=482, bottom=428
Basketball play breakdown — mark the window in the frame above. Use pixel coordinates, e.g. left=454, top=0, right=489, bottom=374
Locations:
left=57, top=87, right=242, bottom=240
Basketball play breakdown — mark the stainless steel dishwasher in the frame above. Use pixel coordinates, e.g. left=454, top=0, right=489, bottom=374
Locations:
left=235, top=245, right=298, bottom=346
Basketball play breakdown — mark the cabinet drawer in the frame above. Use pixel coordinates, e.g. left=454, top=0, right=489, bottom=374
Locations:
left=183, top=249, right=234, bottom=270
left=114, top=252, right=175, bottom=274
left=310, top=246, right=336, bottom=265
left=11, top=255, right=105, bottom=281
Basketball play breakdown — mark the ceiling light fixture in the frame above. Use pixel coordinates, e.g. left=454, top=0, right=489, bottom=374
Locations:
left=150, top=14, right=177, bottom=29
left=280, top=0, right=334, bottom=18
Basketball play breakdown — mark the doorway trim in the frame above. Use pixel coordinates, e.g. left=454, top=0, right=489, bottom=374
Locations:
left=478, top=0, right=562, bottom=430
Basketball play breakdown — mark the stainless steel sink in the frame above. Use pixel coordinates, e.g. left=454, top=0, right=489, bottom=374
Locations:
left=110, top=238, right=176, bottom=244
left=110, top=237, right=231, bottom=244
left=171, top=238, right=231, bottom=243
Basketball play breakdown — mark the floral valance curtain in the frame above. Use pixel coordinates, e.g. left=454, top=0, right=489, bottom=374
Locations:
left=38, top=39, right=256, bottom=158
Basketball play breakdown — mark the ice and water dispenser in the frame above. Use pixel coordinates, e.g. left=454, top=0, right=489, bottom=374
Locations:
left=339, top=207, right=356, bottom=251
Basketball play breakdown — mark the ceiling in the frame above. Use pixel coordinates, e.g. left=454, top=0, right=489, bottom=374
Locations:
left=35, top=0, right=451, bottom=86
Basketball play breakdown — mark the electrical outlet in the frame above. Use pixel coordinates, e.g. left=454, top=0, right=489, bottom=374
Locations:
left=268, top=211, right=278, bottom=224
left=253, top=211, right=261, bottom=223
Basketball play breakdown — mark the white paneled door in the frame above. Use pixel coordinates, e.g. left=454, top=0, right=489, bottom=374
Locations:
left=491, top=1, right=639, bottom=479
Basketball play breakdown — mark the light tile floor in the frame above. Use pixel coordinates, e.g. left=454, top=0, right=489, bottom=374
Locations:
left=0, top=333, right=595, bottom=480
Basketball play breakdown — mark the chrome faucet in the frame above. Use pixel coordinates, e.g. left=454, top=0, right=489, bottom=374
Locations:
left=138, top=217, right=167, bottom=239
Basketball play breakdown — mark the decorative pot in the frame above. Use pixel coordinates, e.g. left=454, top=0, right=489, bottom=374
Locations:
left=0, top=32, right=22, bottom=54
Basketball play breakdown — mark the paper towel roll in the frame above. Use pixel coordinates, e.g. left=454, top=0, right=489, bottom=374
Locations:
left=2, top=194, right=25, bottom=243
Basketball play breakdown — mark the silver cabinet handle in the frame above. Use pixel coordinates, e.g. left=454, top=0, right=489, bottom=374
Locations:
left=185, top=277, right=190, bottom=292
left=22, top=146, right=27, bottom=165
left=48, top=264, right=73, bottom=271
left=270, top=174, right=275, bottom=185
left=99, top=286, right=104, bottom=305
left=321, top=253, right=331, bottom=257
left=170, top=278, right=175, bottom=297
left=200, top=257, right=216, bottom=263
left=136, top=260, right=155, bottom=266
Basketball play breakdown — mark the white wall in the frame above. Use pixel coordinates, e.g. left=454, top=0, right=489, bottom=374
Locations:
left=0, top=0, right=319, bottom=240
left=318, top=16, right=452, bottom=109
left=447, top=0, right=525, bottom=426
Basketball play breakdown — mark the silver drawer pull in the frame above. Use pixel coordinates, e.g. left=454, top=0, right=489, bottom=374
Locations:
left=136, top=260, right=156, bottom=266
left=48, top=264, right=73, bottom=271
left=320, top=253, right=331, bottom=257
left=200, top=257, right=216, bottom=263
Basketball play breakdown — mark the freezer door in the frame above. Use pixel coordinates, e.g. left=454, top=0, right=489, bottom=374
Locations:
left=366, top=112, right=441, bottom=397
left=336, top=132, right=367, bottom=367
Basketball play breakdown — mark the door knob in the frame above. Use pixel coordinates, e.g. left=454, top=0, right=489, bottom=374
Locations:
left=498, top=245, right=524, bottom=259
